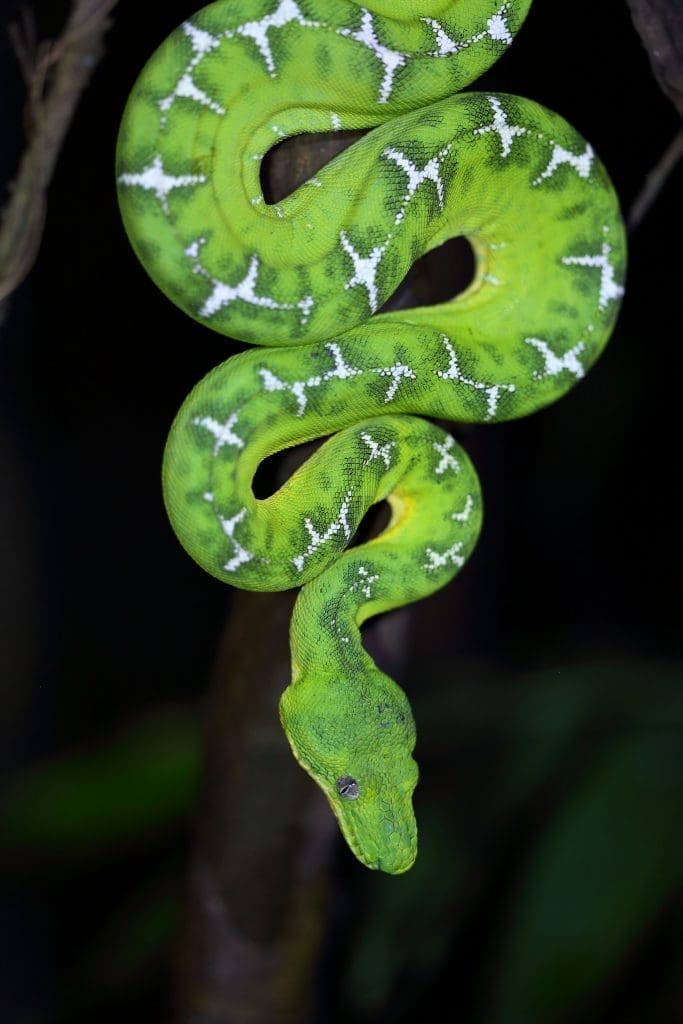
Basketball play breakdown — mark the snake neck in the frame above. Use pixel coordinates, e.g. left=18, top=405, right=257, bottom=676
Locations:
left=289, top=554, right=378, bottom=684
left=281, top=554, right=420, bottom=875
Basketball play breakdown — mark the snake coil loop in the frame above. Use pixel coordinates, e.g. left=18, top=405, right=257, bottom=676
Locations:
left=117, top=0, right=625, bottom=872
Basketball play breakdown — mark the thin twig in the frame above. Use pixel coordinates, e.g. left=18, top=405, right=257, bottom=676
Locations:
left=0, top=0, right=119, bottom=309
left=8, top=7, right=37, bottom=90
left=627, top=126, right=683, bottom=233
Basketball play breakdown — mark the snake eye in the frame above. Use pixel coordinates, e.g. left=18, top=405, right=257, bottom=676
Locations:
left=337, top=775, right=360, bottom=800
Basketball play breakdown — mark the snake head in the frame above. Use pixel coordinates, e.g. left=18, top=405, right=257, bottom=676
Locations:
left=280, top=668, right=419, bottom=874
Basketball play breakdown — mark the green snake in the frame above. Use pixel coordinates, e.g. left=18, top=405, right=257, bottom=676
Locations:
left=116, top=0, right=626, bottom=874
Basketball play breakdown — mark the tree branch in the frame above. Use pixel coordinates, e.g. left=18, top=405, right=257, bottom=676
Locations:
left=626, top=0, right=683, bottom=231
left=627, top=125, right=683, bottom=233
left=0, top=0, right=119, bottom=310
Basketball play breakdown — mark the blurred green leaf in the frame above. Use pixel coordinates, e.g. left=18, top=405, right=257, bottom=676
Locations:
left=489, top=729, right=683, bottom=1023
left=419, top=660, right=683, bottom=824
left=0, top=705, right=201, bottom=865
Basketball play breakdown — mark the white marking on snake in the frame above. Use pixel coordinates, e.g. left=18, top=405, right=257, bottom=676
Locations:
left=330, top=112, right=342, bottom=130
left=424, top=541, right=465, bottom=572
left=338, top=9, right=407, bottom=103
left=292, top=490, right=353, bottom=572
left=383, top=145, right=450, bottom=224
left=433, top=435, right=460, bottom=475
left=185, top=239, right=313, bottom=322
left=436, top=335, right=515, bottom=420
left=224, top=0, right=319, bottom=76
left=524, top=338, right=586, bottom=380
left=423, top=2, right=512, bottom=55
left=475, top=96, right=526, bottom=158
left=532, top=141, right=594, bottom=186
left=371, top=361, right=416, bottom=402
left=451, top=494, right=474, bottom=522
left=297, top=295, right=315, bottom=323
left=117, top=156, right=206, bottom=215
left=260, top=342, right=362, bottom=416
left=483, top=3, right=513, bottom=45
left=422, top=16, right=461, bottom=55
left=193, top=412, right=245, bottom=453
left=340, top=231, right=387, bottom=312
left=215, top=506, right=254, bottom=573
left=158, top=22, right=225, bottom=125
left=561, top=243, right=624, bottom=310
left=350, top=564, right=379, bottom=599
left=361, top=432, right=394, bottom=468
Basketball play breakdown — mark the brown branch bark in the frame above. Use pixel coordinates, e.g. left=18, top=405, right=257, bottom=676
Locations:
left=174, top=588, right=336, bottom=1024
left=0, top=0, right=119, bottom=314
left=626, top=0, right=683, bottom=118
left=626, top=0, right=683, bottom=230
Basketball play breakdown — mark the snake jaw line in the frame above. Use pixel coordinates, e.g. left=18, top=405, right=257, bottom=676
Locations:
left=119, top=0, right=625, bottom=872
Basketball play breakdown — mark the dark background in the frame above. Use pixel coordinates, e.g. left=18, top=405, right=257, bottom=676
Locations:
left=1, top=0, right=682, bottom=1021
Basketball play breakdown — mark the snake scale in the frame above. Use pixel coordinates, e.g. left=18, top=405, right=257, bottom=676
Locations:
left=116, top=0, right=626, bottom=873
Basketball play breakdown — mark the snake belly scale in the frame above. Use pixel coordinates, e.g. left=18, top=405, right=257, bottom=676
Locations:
left=116, top=0, right=626, bottom=873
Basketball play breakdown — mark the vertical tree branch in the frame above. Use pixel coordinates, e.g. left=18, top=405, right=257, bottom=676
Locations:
left=174, top=588, right=337, bottom=1024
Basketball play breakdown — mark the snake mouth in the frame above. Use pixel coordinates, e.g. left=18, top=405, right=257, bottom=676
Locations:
left=343, top=819, right=417, bottom=875
left=376, top=850, right=417, bottom=875
left=329, top=789, right=418, bottom=875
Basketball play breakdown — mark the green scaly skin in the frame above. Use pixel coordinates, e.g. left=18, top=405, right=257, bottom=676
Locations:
left=116, top=0, right=626, bottom=874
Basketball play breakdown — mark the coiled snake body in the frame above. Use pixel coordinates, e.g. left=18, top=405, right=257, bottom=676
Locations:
left=117, top=0, right=625, bottom=873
